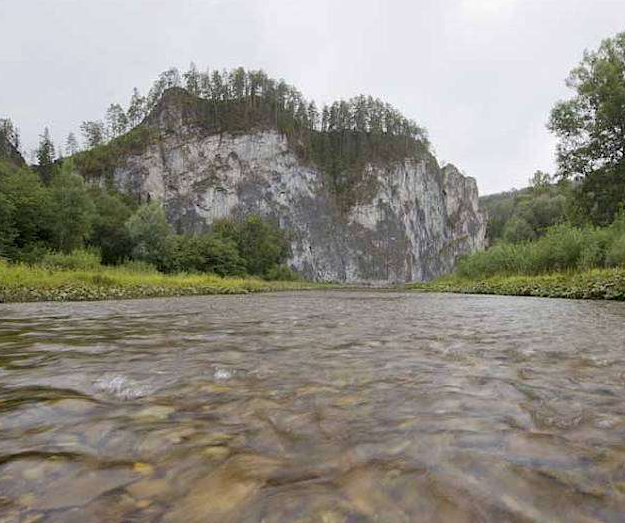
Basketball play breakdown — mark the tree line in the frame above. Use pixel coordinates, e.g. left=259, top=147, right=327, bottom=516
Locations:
left=482, top=31, right=625, bottom=247
left=0, top=158, right=294, bottom=279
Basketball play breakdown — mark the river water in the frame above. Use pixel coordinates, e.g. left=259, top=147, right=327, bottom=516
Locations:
left=1, top=291, right=625, bottom=522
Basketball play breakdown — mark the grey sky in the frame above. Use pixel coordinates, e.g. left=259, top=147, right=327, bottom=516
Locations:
left=1, top=0, right=624, bottom=194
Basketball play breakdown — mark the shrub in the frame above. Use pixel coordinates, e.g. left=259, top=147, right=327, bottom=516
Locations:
left=41, top=248, right=102, bottom=271
left=264, top=264, right=301, bottom=281
left=90, top=191, right=134, bottom=265
left=213, top=215, right=290, bottom=277
left=171, top=234, right=246, bottom=276
left=606, top=234, right=625, bottom=267
left=125, top=202, right=175, bottom=270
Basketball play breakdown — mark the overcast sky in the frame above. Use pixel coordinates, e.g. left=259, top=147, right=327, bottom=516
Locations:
left=1, top=0, right=624, bottom=194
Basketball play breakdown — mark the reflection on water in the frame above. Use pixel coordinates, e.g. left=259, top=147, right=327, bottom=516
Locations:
left=1, top=291, right=625, bottom=522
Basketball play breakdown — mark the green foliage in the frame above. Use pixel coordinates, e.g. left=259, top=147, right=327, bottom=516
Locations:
left=502, top=215, right=535, bottom=243
left=0, top=166, right=54, bottom=255
left=481, top=182, right=568, bottom=244
left=606, top=235, right=625, bottom=267
left=213, top=215, right=290, bottom=277
left=36, top=127, right=56, bottom=184
left=0, top=192, right=17, bottom=256
left=0, top=155, right=296, bottom=281
left=170, top=234, right=246, bottom=276
left=456, top=221, right=625, bottom=279
left=0, top=261, right=323, bottom=303
left=263, top=264, right=302, bottom=281
left=90, top=191, right=134, bottom=264
left=548, top=31, right=625, bottom=224
left=47, top=162, right=96, bottom=253
left=410, top=269, right=625, bottom=301
left=125, top=202, right=174, bottom=270
left=76, top=66, right=430, bottom=209
left=41, top=248, right=102, bottom=271
left=117, top=260, right=158, bottom=274
left=72, top=125, right=157, bottom=184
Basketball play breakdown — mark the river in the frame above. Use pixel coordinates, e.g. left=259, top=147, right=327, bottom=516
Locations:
left=1, top=291, right=625, bottom=522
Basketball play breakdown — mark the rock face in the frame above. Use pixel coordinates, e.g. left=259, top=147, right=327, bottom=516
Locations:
left=105, top=95, right=486, bottom=283
left=0, top=132, right=25, bottom=168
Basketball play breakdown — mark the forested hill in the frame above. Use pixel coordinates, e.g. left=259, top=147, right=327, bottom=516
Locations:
left=71, top=66, right=433, bottom=204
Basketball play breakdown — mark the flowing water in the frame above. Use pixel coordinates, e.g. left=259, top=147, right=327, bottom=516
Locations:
left=1, top=291, right=625, bottom=523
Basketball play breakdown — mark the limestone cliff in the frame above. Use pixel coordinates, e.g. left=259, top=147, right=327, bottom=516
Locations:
left=84, top=90, right=486, bottom=282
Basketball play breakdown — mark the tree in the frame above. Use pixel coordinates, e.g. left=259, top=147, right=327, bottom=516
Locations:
left=90, top=191, right=134, bottom=264
left=48, top=161, right=95, bottom=252
left=213, top=215, right=289, bottom=276
left=106, top=103, right=128, bottom=138
left=125, top=202, right=174, bottom=269
left=529, top=170, right=552, bottom=194
left=0, top=118, right=19, bottom=150
left=81, top=120, right=106, bottom=148
left=548, top=32, right=625, bottom=223
left=36, top=127, right=56, bottom=184
left=65, top=132, right=79, bottom=156
left=172, top=234, right=246, bottom=276
left=127, top=88, right=146, bottom=127
left=147, top=67, right=182, bottom=109
left=503, top=215, right=536, bottom=243
left=0, top=167, right=54, bottom=254
left=0, top=191, right=17, bottom=256
left=183, top=62, right=201, bottom=95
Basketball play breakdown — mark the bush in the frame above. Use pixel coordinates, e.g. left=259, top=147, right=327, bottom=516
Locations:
left=90, top=191, right=134, bottom=265
left=40, top=248, right=102, bottom=271
left=264, top=264, right=301, bottom=281
left=125, top=202, right=175, bottom=270
left=171, top=234, right=246, bottom=276
left=503, top=216, right=535, bottom=243
left=213, top=215, right=290, bottom=277
left=456, top=223, right=614, bottom=278
left=607, top=234, right=625, bottom=267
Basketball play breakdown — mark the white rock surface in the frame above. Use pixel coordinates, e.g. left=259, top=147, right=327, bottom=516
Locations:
left=107, top=117, right=485, bottom=282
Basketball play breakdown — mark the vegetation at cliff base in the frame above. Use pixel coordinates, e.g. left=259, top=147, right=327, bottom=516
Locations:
left=0, top=148, right=300, bottom=299
left=0, top=257, right=322, bottom=303
left=417, top=31, right=625, bottom=300
left=409, top=269, right=625, bottom=301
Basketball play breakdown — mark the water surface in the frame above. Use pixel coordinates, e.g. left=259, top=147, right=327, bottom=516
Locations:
left=1, top=291, right=625, bottom=522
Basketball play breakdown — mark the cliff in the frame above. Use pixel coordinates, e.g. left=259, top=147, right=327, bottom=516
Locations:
left=0, top=132, right=25, bottom=169
left=78, top=89, right=486, bottom=282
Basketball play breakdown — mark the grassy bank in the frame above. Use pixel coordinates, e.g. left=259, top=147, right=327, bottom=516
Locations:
left=408, top=268, right=625, bottom=300
left=0, top=262, right=326, bottom=303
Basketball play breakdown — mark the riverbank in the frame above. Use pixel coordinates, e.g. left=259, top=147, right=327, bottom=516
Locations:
left=408, top=268, right=625, bottom=300
left=0, top=262, right=328, bottom=303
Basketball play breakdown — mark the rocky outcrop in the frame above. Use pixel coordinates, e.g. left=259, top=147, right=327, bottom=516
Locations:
left=0, top=132, right=25, bottom=168
left=92, top=92, right=486, bottom=282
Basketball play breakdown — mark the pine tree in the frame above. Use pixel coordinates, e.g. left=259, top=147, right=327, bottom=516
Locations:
left=106, top=103, right=128, bottom=138
left=183, top=62, right=201, bottom=95
left=65, top=132, right=79, bottom=156
left=307, top=101, right=319, bottom=130
left=80, top=120, right=106, bottom=148
left=127, top=88, right=146, bottom=127
left=36, top=127, right=56, bottom=184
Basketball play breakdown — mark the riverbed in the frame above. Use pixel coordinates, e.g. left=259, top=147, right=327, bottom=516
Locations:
left=1, top=291, right=625, bottom=522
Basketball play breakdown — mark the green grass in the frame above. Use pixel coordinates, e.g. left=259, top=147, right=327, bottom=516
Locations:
left=0, top=261, right=329, bottom=303
left=408, top=268, right=625, bottom=300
